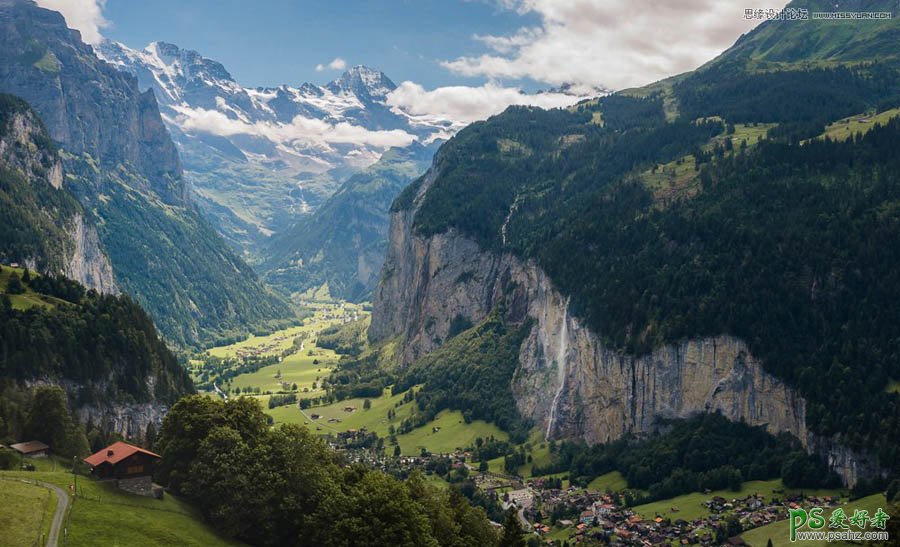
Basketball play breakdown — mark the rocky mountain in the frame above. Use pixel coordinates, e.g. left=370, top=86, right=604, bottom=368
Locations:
left=0, top=0, right=292, bottom=347
left=263, top=140, right=439, bottom=301
left=370, top=0, right=900, bottom=486
left=96, top=40, right=452, bottom=256
left=0, top=94, right=117, bottom=292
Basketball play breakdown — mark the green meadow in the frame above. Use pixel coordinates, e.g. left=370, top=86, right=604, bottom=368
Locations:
left=268, top=386, right=508, bottom=456
left=0, top=264, right=70, bottom=310
left=817, top=107, right=900, bottom=142
left=633, top=479, right=847, bottom=522
left=0, top=477, right=57, bottom=547
left=0, top=458, right=240, bottom=547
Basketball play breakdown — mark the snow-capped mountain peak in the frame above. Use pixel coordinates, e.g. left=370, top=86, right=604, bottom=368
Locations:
left=326, top=65, right=396, bottom=101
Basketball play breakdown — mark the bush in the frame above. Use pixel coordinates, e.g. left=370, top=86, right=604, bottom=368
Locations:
left=0, top=448, right=18, bottom=469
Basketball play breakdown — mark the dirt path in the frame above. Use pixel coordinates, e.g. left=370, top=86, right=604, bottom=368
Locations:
left=42, top=480, right=69, bottom=547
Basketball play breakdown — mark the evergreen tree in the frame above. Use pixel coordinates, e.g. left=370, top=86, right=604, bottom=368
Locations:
left=25, top=386, right=87, bottom=457
left=6, top=273, right=24, bottom=294
left=145, top=421, right=157, bottom=450
left=499, top=509, right=525, bottom=547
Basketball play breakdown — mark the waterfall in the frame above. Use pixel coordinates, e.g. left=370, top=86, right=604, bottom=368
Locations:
left=546, top=297, right=570, bottom=438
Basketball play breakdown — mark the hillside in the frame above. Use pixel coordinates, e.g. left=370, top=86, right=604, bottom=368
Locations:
left=263, top=141, right=438, bottom=300
left=0, top=264, right=193, bottom=442
left=715, top=0, right=900, bottom=69
left=0, top=0, right=292, bottom=347
left=371, top=0, right=900, bottom=486
left=0, top=458, right=242, bottom=546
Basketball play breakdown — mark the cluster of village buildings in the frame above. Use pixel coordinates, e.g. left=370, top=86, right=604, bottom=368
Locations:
left=331, top=435, right=845, bottom=546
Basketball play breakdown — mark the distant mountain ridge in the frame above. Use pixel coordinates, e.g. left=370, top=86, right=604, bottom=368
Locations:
left=263, top=140, right=440, bottom=301
left=97, top=40, right=452, bottom=255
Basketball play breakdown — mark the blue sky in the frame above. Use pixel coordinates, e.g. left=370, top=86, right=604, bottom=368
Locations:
left=39, top=0, right=765, bottom=103
left=102, top=0, right=541, bottom=89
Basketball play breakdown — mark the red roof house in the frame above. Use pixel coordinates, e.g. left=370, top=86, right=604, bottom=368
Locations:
left=84, top=441, right=161, bottom=480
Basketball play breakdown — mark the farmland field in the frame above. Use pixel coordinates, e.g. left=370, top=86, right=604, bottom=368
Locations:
left=196, top=301, right=365, bottom=398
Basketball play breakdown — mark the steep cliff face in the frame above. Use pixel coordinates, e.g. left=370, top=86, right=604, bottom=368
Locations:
left=371, top=167, right=877, bottom=486
left=76, top=401, right=167, bottom=443
left=0, top=0, right=184, bottom=204
left=0, top=96, right=117, bottom=291
left=20, top=379, right=168, bottom=443
left=62, top=213, right=117, bottom=293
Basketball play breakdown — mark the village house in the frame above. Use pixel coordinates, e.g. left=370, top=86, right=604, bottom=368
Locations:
left=10, top=440, right=49, bottom=458
left=84, top=441, right=163, bottom=498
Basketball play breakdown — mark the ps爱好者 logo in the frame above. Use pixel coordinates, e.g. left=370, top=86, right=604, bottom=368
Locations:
left=789, top=506, right=890, bottom=542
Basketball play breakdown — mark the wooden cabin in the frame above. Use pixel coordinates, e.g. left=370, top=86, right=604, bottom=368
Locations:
left=10, top=440, right=49, bottom=458
left=83, top=441, right=161, bottom=480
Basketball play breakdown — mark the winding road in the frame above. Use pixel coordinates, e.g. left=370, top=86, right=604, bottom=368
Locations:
left=42, top=479, right=69, bottom=547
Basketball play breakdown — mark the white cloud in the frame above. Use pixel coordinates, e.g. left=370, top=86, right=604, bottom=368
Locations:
left=317, top=57, right=347, bottom=72
left=386, top=81, right=587, bottom=125
left=35, top=0, right=108, bottom=45
left=444, top=0, right=765, bottom=90
left=173, top=106, right=416, bottom=149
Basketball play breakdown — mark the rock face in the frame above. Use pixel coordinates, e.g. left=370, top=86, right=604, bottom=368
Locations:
left=371, top=160, right=878, bottom=486
left=0, top=0, right=184, bottom=205
left=76, top=401, right=167, bottom=443
left=0, top=99, right=117, bottom=292
left=62, top=213, right=117, bottom=293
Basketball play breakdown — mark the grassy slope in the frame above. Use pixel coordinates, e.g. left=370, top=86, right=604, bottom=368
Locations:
left=639, top=122, right=776, bottom=204
left=741, top=493, right=887, bottom=547
left=396, top=410, right=508, bottom=456
left=0, top=459, right=241, bottom=547
left=632, top=479, right=847, bottom=522
left=486, top=430, right=552, bottom=477
left=269, top=386, right=508, bottom=455
left=587, top=471, right=628, bottom=493
left=0, top=477, right=56, bottom=547
left=817, top=106, right=900, bottom=142
left=0, top=264, right=70, bottom=310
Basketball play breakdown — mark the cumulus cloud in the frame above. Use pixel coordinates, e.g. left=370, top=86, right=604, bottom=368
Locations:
left=444, top=0, right=765, bottom=90
left=316, top=57, right=348, bottom=72
left=35, top=0, right=108, bottom=45
left=173, top=106, right=416, bottom=149
left=387, top=81, right=587, bottom=125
